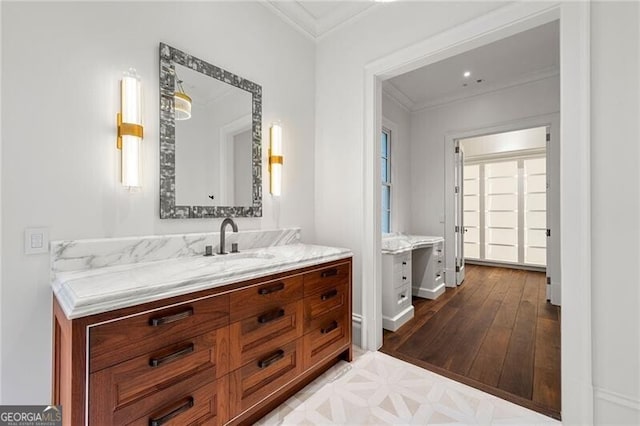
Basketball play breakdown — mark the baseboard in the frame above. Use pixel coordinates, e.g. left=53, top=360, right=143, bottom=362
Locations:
left=352, top=313, right=363, bottom=348
left=464, top=259, right=546, bottom=272
left=413, top=283, right=446, bottom=300
left=382, top=305, right=414, bottom=332
left=594, top=387, right=640, bottom=424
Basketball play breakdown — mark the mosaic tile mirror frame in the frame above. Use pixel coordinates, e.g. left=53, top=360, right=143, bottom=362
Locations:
left=159, top=43, right=263, bottom=218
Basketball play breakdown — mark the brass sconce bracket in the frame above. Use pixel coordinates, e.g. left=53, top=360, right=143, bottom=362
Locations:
left=268, top=150, right=284, bottom=172
left=116, top=113, right=144, bottom=149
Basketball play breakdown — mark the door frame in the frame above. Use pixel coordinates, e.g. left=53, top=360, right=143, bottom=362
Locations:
left=444, top=114, right=560, bottom=304
left=362, top=2, right=591, bottom=424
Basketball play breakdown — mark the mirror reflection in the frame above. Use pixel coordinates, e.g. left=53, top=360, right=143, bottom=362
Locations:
left=174, top=63, right=253, bottom=207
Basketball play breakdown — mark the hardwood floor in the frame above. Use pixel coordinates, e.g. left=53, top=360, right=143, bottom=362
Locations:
left=380, top=264, right=561, bottom=419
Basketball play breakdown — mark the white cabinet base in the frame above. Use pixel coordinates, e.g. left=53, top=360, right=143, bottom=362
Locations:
left=413, top=282, right=445, bottom=300
left=382, top=305, right=414, bottom=332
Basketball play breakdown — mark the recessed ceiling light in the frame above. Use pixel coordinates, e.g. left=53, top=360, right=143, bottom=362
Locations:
left=463, top=71, right=471, bottom=78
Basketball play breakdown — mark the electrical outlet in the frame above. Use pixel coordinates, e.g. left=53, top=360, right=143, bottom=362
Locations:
left=25, top=227, right=49, bottom=255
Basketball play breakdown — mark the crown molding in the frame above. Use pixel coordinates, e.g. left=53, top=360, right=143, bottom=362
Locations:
left=382, top=82, right=414, bottom=113
left=262, top=0, right=377, bottom=41
left=411, top=66, right=559, bottom=112
left=260, top=1, right=317, bottom=41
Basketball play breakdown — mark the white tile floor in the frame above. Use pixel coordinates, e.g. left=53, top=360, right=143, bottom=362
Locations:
left=257, top=349, right=560, bottom=425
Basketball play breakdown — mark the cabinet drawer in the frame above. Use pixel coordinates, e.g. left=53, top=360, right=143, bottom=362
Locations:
left=90, top=295, right=229, bottom=372
left=229, top=276, right=303, bottom=323
left=89, top=327, right=228, bottom=420
left=229, top=301, right=303, bottom=371
left=91, top=365, right=224, bottom=426
left=303, top=262, right=350, bottom=297
left=229, top=339, right=303, bottom=417
left=396, top=283, right=412, bottom=311
left=304, top=281, right=348, bottom=329
left=394, top=253, right=412, bottom=288
left=303, top=308, right=350, bottom=370
left=434, top=273, right=443, bottom=288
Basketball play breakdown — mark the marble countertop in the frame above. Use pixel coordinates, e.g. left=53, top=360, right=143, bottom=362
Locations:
left=381, top=234, right=444, bottom=254
left=52, top=243, right=352, bottom=320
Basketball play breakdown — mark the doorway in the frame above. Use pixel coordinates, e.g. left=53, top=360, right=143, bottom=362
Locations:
left=363, top=3, right=591, bottom=424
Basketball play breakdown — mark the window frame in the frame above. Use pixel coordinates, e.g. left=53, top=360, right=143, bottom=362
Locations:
left=381, top=127, right=392, bottom=233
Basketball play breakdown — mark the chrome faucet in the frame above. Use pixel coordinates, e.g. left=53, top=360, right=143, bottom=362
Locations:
left=219, top=217, right=239, bottom=255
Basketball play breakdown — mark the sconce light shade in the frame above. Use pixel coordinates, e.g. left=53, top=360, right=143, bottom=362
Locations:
left=117, top=68, right=143, bottom=189
left=174, top=92, right=192, bottom=120
left=174, top=70, right=192, bottom=120
left=269, top=123, right=283, bottom=196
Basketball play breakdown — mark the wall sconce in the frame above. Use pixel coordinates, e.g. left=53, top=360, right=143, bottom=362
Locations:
left=269, top=123, right=283, bottom=196
left=117, top=68, right=143, bottom=189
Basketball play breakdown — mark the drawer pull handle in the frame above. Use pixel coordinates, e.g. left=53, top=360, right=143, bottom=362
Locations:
left=258, top=349, right=285, bottom=368
left=149, top=343, right=194, bottom=367
left=402, top=276, right=407, bottom=280
left=149, top=308, right=193, bottom=327
left=402, top=261, right=407, bottom=265
left=321, top=321, right=339, bottom=334
left=321, top=268, right=338, bottom=278
left=149, top=397, right=194, bottom=426
left=258, top=282, right=285, bottom=295
left=320, top=289, right=338, bottom=301
left=258, top=308, right=285, bottom=324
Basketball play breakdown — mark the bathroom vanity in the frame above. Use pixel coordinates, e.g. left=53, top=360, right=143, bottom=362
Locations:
left=381, top=234, right=444, bottom=331
left=51, top=230, right=352, bottom=425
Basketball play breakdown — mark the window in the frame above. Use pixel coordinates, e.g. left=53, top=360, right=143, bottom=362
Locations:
left=381, top=128, right=391, bottom=233
left=463, top=156, right=546, bottom=267
left=524, top=158, right=547, bottom=265
left=463, top=164, right=480, bottom=259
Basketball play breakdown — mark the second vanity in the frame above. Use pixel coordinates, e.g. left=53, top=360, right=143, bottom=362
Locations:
left=381, top=234, right=444, bottom=331
left=51, top=229, right=352, bottom=425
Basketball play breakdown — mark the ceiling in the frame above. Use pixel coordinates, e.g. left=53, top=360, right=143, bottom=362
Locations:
left=263, top=1, right=376, bottom=39
left=176, top=63, right=242, bottom=106
left=384, top=20, right=560, bottom=111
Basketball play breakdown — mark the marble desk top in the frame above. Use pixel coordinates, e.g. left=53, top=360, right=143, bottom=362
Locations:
left=52, top=243, right=352, bottom=320
left=381, top=234, right=444, bottom=255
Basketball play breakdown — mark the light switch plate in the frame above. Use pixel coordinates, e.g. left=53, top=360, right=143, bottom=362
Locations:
left=25, top=227, right=49, bottom=255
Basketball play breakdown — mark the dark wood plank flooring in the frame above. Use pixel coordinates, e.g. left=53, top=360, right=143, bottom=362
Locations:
left=381, top=264, right=561, bottom=419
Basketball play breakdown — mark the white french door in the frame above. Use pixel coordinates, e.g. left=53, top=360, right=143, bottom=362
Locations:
left=463, top=155, right=546, bottom=268
left=454, top=143, right=465, bottom=284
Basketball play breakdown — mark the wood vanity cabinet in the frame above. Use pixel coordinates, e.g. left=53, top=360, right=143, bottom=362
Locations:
left=52, top=257, right=352, bottom=426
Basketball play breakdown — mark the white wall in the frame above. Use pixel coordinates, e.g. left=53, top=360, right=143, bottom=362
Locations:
left=315, top=1, right=504, bottom=346
left=382, top=92, right=412, bottom=233
left=591, top=2, right=640, bottom=423
left=410, top=76, right=560, bottom=286
left=1, top=1, right=315, bottom=403
left=0, top=0, right=3, bottom=403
